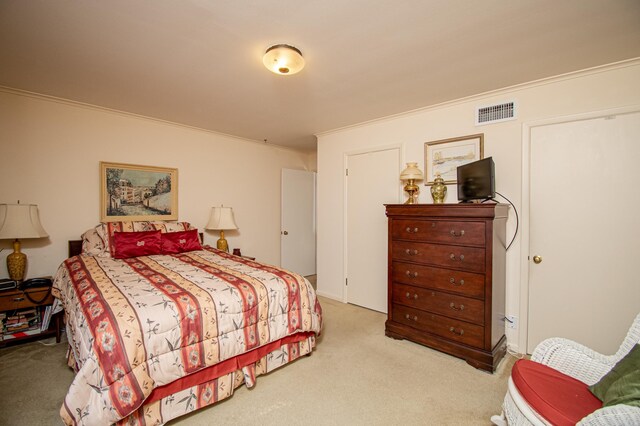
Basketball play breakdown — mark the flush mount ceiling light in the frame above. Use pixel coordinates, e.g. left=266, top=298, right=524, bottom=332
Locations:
left=263, top=44, right=305, bottom=75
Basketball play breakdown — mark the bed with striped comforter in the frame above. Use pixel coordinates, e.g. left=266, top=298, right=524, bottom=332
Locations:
left=52, top=247, right=322, bottom=425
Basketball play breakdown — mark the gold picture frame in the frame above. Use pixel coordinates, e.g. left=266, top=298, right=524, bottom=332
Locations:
left=100, top=162, right=178, bottom=222
left=424, top=134, right=484, bottom=184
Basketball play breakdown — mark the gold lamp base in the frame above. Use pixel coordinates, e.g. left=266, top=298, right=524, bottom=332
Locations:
left=7, top=239, right=26, bottom=281
left=403, top=179, right=419, bottom=204
left=216, top=230, right=229, bottom=252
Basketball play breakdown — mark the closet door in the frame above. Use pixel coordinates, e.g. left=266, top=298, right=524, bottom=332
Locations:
left=346, top=148, right=401, bottom=313
left=527, top=111, right=640, bottom=354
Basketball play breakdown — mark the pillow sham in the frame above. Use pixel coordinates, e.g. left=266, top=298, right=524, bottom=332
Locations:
left=81, top=226, right=109, bottom=257
left=112, top=230, right=162, bottom=259
left=151, top=221, right=195, bottom=233
left=590, top=344, right=640, bottom=408
left=161, top=229, right=203, bottom=254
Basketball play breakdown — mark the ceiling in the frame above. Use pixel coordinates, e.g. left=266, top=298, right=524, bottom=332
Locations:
left=1, top=1, right=639, bottom=152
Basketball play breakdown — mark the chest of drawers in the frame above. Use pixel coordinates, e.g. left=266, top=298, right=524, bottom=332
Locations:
left=385, top=203, right=508, bottom=372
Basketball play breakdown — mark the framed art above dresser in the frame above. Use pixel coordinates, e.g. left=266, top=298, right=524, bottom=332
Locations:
left=385, top=203, right=508, bottom=373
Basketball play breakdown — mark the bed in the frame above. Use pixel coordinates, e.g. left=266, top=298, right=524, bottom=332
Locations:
left=52, top=221, right=322, bottom=425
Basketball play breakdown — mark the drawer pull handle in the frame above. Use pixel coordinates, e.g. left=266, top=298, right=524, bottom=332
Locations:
left=449, top=278, right=465, bottom=286
left=449, top=253, right=464, bottom=261
left=449, top=302, right=465, bottom=311
left=449, top=326, right=464, bottom=336
left=405, top=227, right=419, bottom=233
left=13, top=297, right=25, bottom=302
left=404, top=292, right=419, bottom=300
left=405, top=270, right=418, bottom=278
left=450, top=229, right=465, bottom=237
left=405, top=249, right=418, bottom=256
left=406, top=314, right=418, bottom=321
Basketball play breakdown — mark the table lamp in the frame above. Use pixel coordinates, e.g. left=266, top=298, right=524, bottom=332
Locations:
left=0, top=203, right=49, bottom=281
left=205, top=206, right=238, bottom=252
left=400, top=162, right=424, bottom=204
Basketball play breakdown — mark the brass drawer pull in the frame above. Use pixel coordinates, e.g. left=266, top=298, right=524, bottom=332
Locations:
left=449, top=278, right=465, bottom=286
left=450, top=229, right=465, bottom=237
left=405, top=249, right=418, bottom=256
left=449, top=253, right=464, bottom=261
left=449, top=327, right=464, bottom=336
left=405, top=292, right=419, bottom=300
left=13, top=297, right=25, bottom=302
left=449, top=302, right=465, bottom=311
left=405, top=227, right=419, bottom=233
left=405, top=270, right=418, bottom=278
left=405, top=314, right=418, bottom=321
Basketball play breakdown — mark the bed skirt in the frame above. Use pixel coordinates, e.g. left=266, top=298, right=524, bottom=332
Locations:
left=61, top=332, right=316, bottom=425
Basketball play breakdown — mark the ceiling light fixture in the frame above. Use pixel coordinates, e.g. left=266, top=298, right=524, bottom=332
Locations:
left=263, top=44, right=305, bottom=75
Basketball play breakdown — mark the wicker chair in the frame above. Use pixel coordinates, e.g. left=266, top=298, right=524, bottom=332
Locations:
left=491, top=314, right=640, bottom=426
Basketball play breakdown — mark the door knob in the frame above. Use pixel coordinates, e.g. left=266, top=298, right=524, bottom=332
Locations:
left=533, top=255, right=542, bottom=264
left=283, top=231, right=289, bottom=235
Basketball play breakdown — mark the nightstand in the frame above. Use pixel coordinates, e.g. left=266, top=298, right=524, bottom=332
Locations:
left=0, top=278, right=61, bottom=347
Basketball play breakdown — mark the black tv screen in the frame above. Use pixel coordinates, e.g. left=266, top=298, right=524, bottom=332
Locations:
left=457, top=157, right=495, bottom=202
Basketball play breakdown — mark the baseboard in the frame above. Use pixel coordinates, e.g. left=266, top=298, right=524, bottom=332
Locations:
left=315, top=290, right=343, bottom=302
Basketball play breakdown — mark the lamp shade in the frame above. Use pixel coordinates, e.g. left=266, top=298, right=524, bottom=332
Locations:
left=205, top=206, right=238, bottom=231
left=0, top=204, right=48, bottom=239
left=263, top=44, right=305, bottom=75
left=399, top=162, right=424, bottom=181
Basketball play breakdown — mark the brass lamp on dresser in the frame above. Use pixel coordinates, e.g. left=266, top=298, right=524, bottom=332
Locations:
left=385, top=203, right=508, bottom=373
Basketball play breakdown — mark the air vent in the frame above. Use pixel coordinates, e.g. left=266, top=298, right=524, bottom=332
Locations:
left=475, top=101, right=516, bottom=125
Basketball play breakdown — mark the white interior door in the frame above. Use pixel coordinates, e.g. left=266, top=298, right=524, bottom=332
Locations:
left=281, top=169, right=316, bottom=276
left=527, top=111, right=640, bottom=354
left=346, top=148, right=400, bottom=313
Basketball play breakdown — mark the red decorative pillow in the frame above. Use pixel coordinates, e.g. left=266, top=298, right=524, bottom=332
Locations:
left=102, top=221, right=154, bottom=257
left=161, top=229, right=203, bottom=254
left=112, top=230, right=162, bottom=259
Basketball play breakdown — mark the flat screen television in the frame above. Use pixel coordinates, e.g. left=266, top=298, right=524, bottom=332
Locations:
left=457, top=157, right=495, bottom=202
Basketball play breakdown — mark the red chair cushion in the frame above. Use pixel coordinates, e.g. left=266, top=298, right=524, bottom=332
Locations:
left=512, top=359, right=603, bottom=426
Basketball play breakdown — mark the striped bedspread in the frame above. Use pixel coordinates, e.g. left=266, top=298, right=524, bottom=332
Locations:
left=53, top=247, right=322, bottom=425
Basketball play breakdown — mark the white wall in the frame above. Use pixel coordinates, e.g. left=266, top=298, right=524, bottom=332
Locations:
left=316, top=59, right=640, bottom=352
left=0, top=89, right=310, bottom=279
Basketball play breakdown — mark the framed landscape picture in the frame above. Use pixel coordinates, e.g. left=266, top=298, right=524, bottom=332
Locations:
left=424, top=134, right=484, bottom=184
left=100, top=162, right=178, bottom=222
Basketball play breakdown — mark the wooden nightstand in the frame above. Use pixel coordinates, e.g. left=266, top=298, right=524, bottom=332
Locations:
left=0, top=279, right=61, bottom=347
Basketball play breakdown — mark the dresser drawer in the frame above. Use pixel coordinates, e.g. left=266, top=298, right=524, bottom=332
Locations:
left=391, top=219, right=485, bottom=246
left=392, top=304, right=484, bottom=348
left=392, top=261, right=485, bottom=298
left=392, top=241, right=485, bottom=273
left=0, top=288, right=53, bottom=311
left=392, top=283, right=484, bottom=324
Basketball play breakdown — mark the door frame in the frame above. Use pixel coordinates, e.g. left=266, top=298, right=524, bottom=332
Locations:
left=518, top=104, right=640, bottom=352
left=343, top=144, right=404, bottom=303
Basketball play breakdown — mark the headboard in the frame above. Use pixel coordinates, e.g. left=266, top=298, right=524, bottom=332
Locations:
left=68, top=240, right=83, bottom=257
left=68, top=232, right=205, bottom=258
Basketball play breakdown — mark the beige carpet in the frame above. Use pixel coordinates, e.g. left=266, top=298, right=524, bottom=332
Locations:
left=0, top=296, right=514, bottom=425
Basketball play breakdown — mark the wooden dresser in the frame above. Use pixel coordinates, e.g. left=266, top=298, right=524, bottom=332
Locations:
left=385, top=203, right=508, bottom=372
